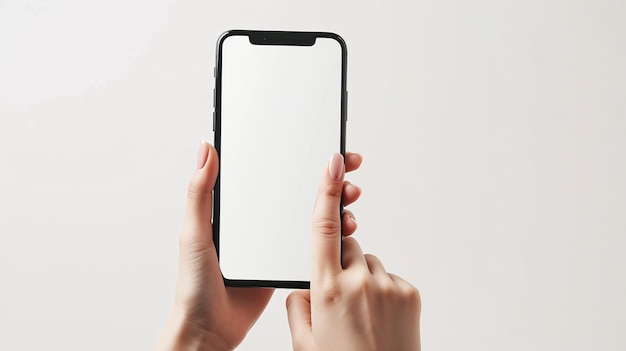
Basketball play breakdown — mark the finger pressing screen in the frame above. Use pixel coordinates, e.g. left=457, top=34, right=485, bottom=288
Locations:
left=312, top=153, right=345, bottom=278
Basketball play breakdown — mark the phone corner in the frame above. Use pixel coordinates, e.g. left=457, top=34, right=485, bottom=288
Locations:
left=323, top=32, right=348, bottom=53
left=216, top=30, right=239, bottom=47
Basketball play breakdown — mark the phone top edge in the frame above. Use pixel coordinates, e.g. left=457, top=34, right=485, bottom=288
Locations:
left=217, top=30, right=347, bottom=50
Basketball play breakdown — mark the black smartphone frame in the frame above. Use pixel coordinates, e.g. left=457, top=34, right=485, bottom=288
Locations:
left=212, top=30, right=348, bottom=289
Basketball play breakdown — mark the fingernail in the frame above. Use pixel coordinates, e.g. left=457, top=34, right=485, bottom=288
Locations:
left=329, top=153, right=344, bottom=181
left=196, top=140, right=209, bottom=169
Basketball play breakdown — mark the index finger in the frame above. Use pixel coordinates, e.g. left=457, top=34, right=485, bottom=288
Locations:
left=311, top=153, right=345, bottom=278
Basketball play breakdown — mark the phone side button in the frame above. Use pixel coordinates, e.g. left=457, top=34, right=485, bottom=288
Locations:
left=212, top=111, right=216, bottom=131
left=213, top=88, right=215, bottom=108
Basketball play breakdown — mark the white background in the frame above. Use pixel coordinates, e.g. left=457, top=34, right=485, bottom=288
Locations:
left=1, top=1, right=624, bottom=350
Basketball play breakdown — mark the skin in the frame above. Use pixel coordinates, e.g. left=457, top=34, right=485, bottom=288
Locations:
left=157, top=141, right=420, bottom=350
left=286, top=153, right=421, bottom=351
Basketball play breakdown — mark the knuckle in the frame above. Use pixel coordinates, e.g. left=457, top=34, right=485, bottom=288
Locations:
left=324, top=184, right=343, bottom=199
left=346, top=270, right=372, bottom=297
left=314, top=274, right=342, bottom=304
left=319, top=278, right=341, bottom=304
left=403, top=285, right=421, bottom=306
left=187, top=182, right=200, bottom=200
left=178, top=228, right=211, bottom=255
left=363, top=253, right=377, bottom=263
left=186, top=175, right=209, bottom=200
left=313, top=217, right=341, bottom=236
left=379, top=280, right=396, bottom=297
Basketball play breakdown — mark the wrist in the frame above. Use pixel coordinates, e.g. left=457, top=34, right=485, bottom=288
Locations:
left=157, top=308, right=231, bottom=351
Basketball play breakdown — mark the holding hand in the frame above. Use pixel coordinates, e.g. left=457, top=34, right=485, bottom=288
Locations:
left=157, top=141, right=273, bottom=351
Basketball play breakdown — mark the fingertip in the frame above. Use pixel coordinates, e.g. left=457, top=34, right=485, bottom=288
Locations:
left=342, top=182, right=362, bottom=206
left=329, top=153, right=345, bottom=181
left=348, top=152, right=363, bottom=162
left=203, top=141, right=219, bottom=185
left=342, top=212, right=357, bottom=236
left=196, top=140, right=218, bottom=168
left=187, top=140, right=219, bottom=201
left=205, top=140, right=217, bottom=156
left=345, top=152, right=363, bottom=172
left=196, top=140, right=209, bottom=169
left=286, top=290, right=310, bottom=309
left=286, top=290, right=312, bottom=344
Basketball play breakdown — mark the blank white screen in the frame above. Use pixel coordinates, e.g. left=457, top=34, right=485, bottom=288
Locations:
left=219, top=35, right=342, bottom=282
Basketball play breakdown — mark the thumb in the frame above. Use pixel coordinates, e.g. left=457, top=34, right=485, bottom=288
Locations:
left=286, top=290, right=313, bottom=350
left=180, top=140, right=219, bottom=253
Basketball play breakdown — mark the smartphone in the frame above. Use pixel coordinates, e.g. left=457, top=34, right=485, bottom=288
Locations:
left=213, top=30, right=347, bottom=288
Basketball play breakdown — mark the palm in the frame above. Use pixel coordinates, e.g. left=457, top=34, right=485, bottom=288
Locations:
left=221, top=287, right=274, bottom=343
left=177, top=227, right=274, bottom=349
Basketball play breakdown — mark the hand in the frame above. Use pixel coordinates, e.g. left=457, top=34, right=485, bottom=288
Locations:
left=157, top=141, right=273, bottom=351
left=286, top=153, right=421, bottom=351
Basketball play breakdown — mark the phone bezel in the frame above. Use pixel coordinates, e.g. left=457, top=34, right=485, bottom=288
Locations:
left=212, top=30, right=347, bottom=289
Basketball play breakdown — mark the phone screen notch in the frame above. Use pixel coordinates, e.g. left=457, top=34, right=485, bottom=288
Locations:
left=248, top=31, right=316, bottom=46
